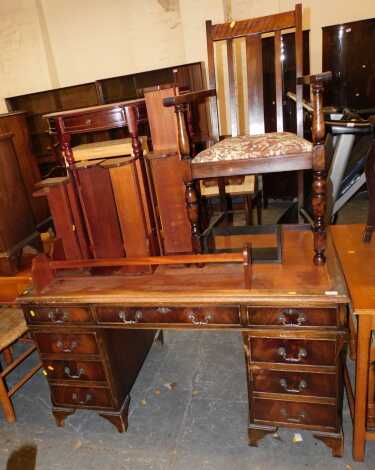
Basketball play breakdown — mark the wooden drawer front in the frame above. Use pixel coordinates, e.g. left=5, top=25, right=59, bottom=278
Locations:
left=51, top=386, right=112, bottom=408
left=251, top=369, right=336, bottom=398
left=250, top=338, right=336, bottom=366
left=35, top=333, right=99, bottom=355
left=43, top=360, right=106, bottom=382
left=247, top=307, right=337, bottom=327
left=24, top=306, right=93, bottom=324
left=96, top=306, right=240, bottom=326
left=63, top=108, right=125, bottom=133
left=253, top=398, right=337, bottom=429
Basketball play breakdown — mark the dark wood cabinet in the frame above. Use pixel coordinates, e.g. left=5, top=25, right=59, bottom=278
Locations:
left=323, top=18, right=375, bottom=110
left=0, top=133, right=40, bottom=275
left=0, top=111, right=49, bottom=227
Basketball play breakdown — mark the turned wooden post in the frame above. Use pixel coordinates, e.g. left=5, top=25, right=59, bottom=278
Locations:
left=124, top=105, right=143, bottom=160
left=175, top=104, right=191, bottom=159
left=311, top=80, right=327, bottom=265
left=185, top=181, right=201, bottom=253
left=363, top=131, right=375, bottom=243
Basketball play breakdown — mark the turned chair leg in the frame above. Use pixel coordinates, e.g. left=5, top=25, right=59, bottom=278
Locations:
left=2, top=347, right=13, bottom=366
left=311, top=81, right=327, bottom=265
left=186, top=181, right=202, bottom=254
left=0, top=377, right=16, bottom=423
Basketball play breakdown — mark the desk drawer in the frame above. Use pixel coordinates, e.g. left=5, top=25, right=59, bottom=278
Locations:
left=34, top=333, right=99, bottom=355
left=51, top=385, right=113, bottom=409
left=24, top=306, right=93, bottom=324
left=95, top=306, right=240, bottom=326
left=250, top=338, right=336, bottom=366
left=251, top=369, right=336, bottom=398
left=63, top=108, right=125, bottom=133
left=43, top=360, right=106, bottom=382
left=247, top=307, right=337, bottom=327
left=253, top=398, right=337, bottom=429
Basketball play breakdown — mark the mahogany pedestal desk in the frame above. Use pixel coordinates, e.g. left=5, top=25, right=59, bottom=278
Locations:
left=331, top=224, right=375, bottom=461
left=17, top=227, right=348, bottom=456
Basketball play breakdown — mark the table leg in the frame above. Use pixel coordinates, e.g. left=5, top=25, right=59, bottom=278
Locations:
left=353, top=314, right=372, bottom=461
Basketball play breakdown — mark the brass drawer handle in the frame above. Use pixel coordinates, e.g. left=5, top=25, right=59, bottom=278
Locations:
left=277, top=346, right=307, bottom=363
left=278, top=308, right=306, bottom=326
left=118, top=310, right=137, bottom=324
left=64, top=366, right=85, bottom=379
left=188, top=311, right=212, bottom=326
left=156, top=307, right=172, bottom=314
left=280, top=408, right=306, bottom=423
left=56, top=339, right=78, bottom=353
left=48, top=309, right=69, bottom=323
left=72, top=392, right=92, bottom=405
left=279, top=378, right=307, bottom=393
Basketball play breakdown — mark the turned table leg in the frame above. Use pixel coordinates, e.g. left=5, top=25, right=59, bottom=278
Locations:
left=353, top=314, right=372, bottom=461
left=186, top=181, right=201, bottom=254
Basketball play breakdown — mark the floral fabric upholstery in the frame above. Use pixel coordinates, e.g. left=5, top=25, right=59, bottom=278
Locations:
left=193, top=132, right=313, bottom=164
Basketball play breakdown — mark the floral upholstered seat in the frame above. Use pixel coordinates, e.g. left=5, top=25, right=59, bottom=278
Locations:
left=193, top=132, right=313, bottom=164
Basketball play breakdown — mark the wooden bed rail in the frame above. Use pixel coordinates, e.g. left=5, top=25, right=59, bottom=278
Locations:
left=31, top=245, right=252, bottom=293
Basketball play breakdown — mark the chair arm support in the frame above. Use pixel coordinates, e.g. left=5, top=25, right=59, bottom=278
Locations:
left=297, top=71, right=332, bottom=86
left=163, top=89, right=216, bottom=107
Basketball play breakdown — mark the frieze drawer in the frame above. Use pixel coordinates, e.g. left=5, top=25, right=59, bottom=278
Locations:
left=34, top=333, right=99, bottom=355
left=249, top=338, right=337, bottom=366
left=95, top=306, right=240, bottom=326
left=24, top=306, right=93, bottom=324
left=252, top=398, right=337, bottom=429
left=51, top=386, right=113, bottom=409
left=247, top=307, right=338, bottom=327
left=251, top=369, right=336, bottom=398
left=63, top=108, right=125, bottom=133
left=43, top=360, right=107, bottom=383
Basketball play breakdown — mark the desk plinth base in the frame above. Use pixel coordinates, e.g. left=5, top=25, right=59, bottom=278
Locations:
left=52, top=395, right=130, bottom=433
left=248, top=424, right=344, bottom=457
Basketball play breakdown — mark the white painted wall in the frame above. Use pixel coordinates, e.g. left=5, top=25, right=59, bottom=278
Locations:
left=0, top=0, right=374, bottom=116
left=0, top=0, right=52, bottom=112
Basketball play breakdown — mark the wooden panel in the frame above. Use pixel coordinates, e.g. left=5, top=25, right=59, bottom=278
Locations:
left=274, top=31, right=284, bottom=132
left=246, top=34, right=265, bottom=135
left=295, top=3, right=303, bottom=137
left=0, top=112, right=48, bottom=225
left=42, top=181, right=82, bottom=260
left=0, top=134, right=35, bottom=253
left=251, top=369, right=336, bottom=397
left=75, top=163, right=124, bottom=258
left=147, top=153, right=192, bottom=254
left=144, top=88, right=178, bottom=151
left=108, top=160, right=150, bottom=258
left=227, top=39, right=238, bottom=136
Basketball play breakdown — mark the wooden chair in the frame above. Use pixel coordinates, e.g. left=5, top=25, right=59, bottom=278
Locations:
left=164, top=4, right=331, bottom=264
left=0, top=307, right=41, bottom=423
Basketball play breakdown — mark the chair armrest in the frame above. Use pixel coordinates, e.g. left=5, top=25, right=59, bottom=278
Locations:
left=297, top=71, right=332, bottom=86
left=163, top=89, right=216, bottom=107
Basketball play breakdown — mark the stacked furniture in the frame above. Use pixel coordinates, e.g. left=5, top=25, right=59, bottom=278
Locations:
left=5, top=63, right=208, bottom=173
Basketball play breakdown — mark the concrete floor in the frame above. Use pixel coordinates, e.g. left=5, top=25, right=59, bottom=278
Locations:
left=1, top=193, right=374, bottom=470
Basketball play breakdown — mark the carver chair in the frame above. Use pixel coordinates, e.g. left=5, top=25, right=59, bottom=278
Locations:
left=164, top=3, right=331, bottom=265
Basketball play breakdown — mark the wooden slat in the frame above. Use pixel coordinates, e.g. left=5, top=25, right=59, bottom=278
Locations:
left=211, top=10, right=296, bottom=41
left=206, top=20, right=220, bottom=141
left=8, top=362, right=42, bottom=398
left=274, top=31, right=284, bottom=132
left=295, top=3, right=303, bottom=137
left=227, top=39, right=238, bottom=136
left=246, top=34, right=265, bottom=135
